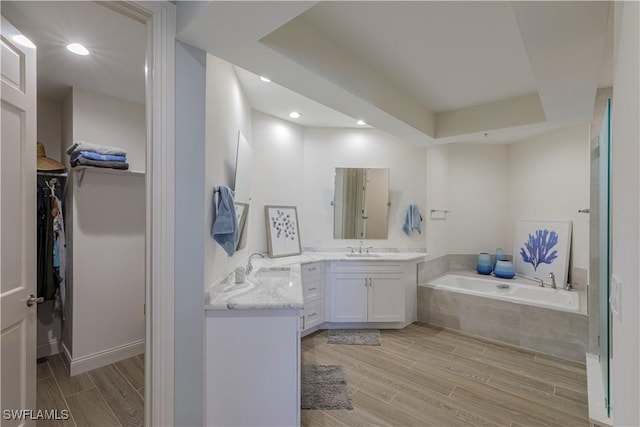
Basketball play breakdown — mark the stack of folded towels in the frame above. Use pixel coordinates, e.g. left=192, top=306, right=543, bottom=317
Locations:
left=66, top=141, right=129, bottom=170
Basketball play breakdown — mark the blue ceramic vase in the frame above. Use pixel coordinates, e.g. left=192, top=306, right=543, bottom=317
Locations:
left=493, top=248, right=505, bottom=270
left=477, top=253, right=492, bottom=275
left=494, top=260, right=515, bottom=279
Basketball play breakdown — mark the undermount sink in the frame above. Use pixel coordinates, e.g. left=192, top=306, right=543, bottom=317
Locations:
left=255, top=267, right=291, bottom=278
left=345, top=253, right=379, bottom=258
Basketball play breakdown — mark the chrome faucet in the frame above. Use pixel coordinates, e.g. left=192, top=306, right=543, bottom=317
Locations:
left=359, top=241, right=364, bottom=253
left=549, top=272, right=557, bottom=289
left=536, top=278, right=544, bottom=287
left=246, top=252, right=265, bottom=275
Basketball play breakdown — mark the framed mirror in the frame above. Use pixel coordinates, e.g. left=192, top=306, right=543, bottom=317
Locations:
left=333, top=168, right=389, bottom=239
left=234, top=131, right=253, bottom=249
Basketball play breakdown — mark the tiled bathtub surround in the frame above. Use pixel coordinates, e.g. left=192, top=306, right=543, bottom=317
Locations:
left=417, top=286, right=588, bottom=362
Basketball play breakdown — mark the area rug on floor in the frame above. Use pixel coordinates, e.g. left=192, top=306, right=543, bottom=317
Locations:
left=301, top=365, right=353, bottom=410
left=327, top=329, right=381, bottom=346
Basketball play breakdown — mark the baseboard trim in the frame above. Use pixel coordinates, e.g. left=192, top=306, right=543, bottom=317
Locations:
left=68, top=339, right=145, bottom=376
left=37, top=340, right=60, bottom=359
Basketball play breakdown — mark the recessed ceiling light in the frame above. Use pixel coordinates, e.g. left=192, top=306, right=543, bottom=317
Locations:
left=356, top=119, right=367, bottom=126
left=289, top=112, right=301, bottom=119
left=66, top=43, right=90, bottom=56
left=13, top=35, right=36, bottom=49
left=259, top=76, right=271, bottom=83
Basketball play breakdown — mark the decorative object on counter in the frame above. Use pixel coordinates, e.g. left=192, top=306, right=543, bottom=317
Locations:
left=403, top=204, right=423, bottom=236
left=37, top=142, right=66, bottom=171
left=513, top=219, right=572, bottom=287
left=66, top=140, right=129, bottom=170
left=301, top=365, right=353, bottom=410
left=493, top=248, right=505, bottom=270
left=494, top=260, right=515, bottom=279
left=234, top=266, right=246, bottom=284
left=476, top=253, right=493, bottom=275
left=327, top=329, right=381, bottom=346
left=265, top=205, right=301, bottom=258
left=234, top=202, right=249, bottom=250
left=211, top=185, right=238, bottom=257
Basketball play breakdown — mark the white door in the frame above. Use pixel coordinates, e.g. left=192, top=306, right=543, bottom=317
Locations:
left=1, top=16, right=38, bottom=427
left=368, top=276, right=405, bottom=322
left=329, top=275, right=368, bottom=322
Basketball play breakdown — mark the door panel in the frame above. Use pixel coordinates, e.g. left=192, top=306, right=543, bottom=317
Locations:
left=368, top=276, right=404, bottom=322
left=329, top=275, right=367, bottom=322
left=1, top=16, right=37, bottom=427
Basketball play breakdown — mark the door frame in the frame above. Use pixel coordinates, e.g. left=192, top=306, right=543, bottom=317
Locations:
left=102, top=2, right=176, bottom=426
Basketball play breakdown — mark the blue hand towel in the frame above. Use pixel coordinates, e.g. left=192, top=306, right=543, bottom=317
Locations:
left=211, top=186, right=238, bottom=257
left=403, top=204, right=423, bottom=236
left=77, top=150, right=127, bottom=162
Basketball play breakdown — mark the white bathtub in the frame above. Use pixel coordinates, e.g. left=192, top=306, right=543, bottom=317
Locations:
left=424, top=273, right=580, bottom=312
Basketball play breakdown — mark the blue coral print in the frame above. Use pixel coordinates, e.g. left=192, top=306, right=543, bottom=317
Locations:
left=520, top=229, right=559, bottom=271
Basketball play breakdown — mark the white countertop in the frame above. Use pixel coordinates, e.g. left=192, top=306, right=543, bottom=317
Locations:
left=205, top=250, right=427, bottom=311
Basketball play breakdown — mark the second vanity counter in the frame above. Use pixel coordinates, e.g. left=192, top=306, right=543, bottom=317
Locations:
left=205, top=251, right=428, bottom=311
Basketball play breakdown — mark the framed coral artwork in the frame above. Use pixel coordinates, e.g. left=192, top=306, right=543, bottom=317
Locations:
left=264, top=205, right=301, bottom=258
left=513, top=219, right=572, bottom=287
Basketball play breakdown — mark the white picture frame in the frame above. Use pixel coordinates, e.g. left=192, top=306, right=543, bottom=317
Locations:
left=513, top=219, right=572, bottom=287
left=264, top=205, right=301, bottom=258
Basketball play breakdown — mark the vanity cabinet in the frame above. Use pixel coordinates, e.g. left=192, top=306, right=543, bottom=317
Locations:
left=328, top=262, right=407, bottom=323
left=301, top=262, right=325, bottom=334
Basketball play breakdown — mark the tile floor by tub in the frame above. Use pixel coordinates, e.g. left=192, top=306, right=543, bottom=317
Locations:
left=36, top=353, right=144, bottom=427
left=302, top=322, right=589, bottom=427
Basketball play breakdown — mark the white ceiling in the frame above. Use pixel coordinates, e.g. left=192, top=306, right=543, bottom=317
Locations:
left=2, top=1, right=145, bottom=105
left=177, top=1, right=613, bottom=145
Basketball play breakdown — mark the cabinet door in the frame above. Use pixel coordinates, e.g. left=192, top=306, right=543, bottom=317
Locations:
left=329, top=275, right=368, bottom=322
left=368, top=276, right=405, bottom=322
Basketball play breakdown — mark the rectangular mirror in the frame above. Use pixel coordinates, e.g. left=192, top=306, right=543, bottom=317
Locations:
left=234, top=131, right=253, bottom=250
left=333, top=168, right=389, bottom=239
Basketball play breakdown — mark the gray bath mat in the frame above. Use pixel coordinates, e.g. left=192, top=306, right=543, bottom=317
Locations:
left=328, top=329, right=381, bottom=346
left=301, top=365, right=353, bottom=410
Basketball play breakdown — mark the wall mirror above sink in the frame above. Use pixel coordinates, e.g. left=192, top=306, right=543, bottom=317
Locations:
left=333, top=168, right=390, bottom=239
left=234, top=131, right=253, bottom=250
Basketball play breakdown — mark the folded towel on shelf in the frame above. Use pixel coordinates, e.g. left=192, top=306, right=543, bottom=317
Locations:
left=211, top=185, right=238, bottom=257
left=72, top=150, right=127, bottom=163
left=66, top=141, right=127, bottom=157
left=71, top=155, right=129, bottom=170
left=403, top=204, right=423, bottom=236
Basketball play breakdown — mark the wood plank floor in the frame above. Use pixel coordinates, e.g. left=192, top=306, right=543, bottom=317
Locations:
left=302, top=323, right=589, bottom=427
left=36, top=353, right=144, bottom=427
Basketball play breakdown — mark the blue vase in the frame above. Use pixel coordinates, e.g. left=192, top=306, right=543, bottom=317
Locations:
left=494, top=260, right=515, bottom=279
left=477, top=253, right=492, bottom=275
left=493, top=248, right=505, bottom=270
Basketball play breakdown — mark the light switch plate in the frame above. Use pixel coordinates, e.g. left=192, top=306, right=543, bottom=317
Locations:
left=610, top=274, right=622, bottom=322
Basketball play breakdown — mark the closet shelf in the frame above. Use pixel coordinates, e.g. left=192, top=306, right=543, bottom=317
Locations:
left=73, top=166, right=145, bottom=189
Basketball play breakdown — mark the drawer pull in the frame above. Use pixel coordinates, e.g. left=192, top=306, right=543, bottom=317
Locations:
left=307, top=287, right=317, bottom=291
left=308, top=312, right=317, bottom=317
left=308, top=267, right=317, bottom=271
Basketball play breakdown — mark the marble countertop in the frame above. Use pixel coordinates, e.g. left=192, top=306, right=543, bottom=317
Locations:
left=205, top=250, right=427, bottom=311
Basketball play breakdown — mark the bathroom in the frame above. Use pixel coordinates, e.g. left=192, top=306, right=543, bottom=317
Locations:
left=199, top=37, right=609, bottom=426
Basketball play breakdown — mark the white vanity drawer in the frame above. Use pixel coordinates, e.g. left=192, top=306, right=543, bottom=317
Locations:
left=302, top=275, right=323, bottom=302
left=301, top=262, right=324, bottom=278
left=302, top=300, right=324, bottom=330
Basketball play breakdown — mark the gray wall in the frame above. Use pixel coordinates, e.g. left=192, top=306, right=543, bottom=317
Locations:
left=174, top=41, right=206, bottom=426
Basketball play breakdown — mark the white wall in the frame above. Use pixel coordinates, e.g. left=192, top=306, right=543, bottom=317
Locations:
left=424, top=125, right=590, bottom=276
left=302, top=127, right=427, bottom=249
left=204, top=54, right=252, bottom=287
left=507, top=124, right=590, bottom=271
left=37, top=99, right=62, bottom=161
left=248, top=112, right=305, bottom=252
left=246, top=113, right=428, bottom=253
left=447, top=144, right=509, bottom=255
left=174, top=41, right=206, bottom=427
left=63, top=88, right=146, bottom=172
left=610, top=1, right=640, bottom=425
